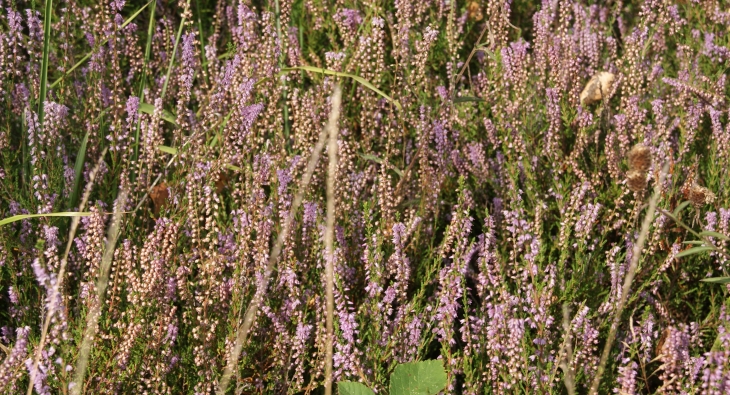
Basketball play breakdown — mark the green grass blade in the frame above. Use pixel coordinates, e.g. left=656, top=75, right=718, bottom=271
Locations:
left=194, top=0, right=209, bottom=84
left=358, top=153, right=404, bottom=177
left=699, top=231, right=730, bottom=241
left=700, top=277, right=730, bottom=284
left=454, top=96, right=485, bottom=103
left=160, top=17, right=187, bottom=100
left=0, top=212, right=93, bottom=227
left=673, top=201, right=691, bottom=217
left=134, top=0, right=156, bottom=166
left=675, top=246, right=715, bottom=258
left=157, top=145, right=241, bottom=172
left=139, top=102, right=178, bottom=126
left=281, top=66, right=402, bottom=110
left=157, top=145, right=178, bottom=155
left=49, top=0, right=153, bottom=89
left=38, top=0, right=53, bottom=125
left=68, top=130, right=90, bottom=209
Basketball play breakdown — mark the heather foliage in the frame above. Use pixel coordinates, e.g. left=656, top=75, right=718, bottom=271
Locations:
left=1, top=0, right=730, bottom=394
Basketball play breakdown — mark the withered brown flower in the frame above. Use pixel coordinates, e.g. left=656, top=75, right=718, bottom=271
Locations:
left=626, top=170, right=647, bottom=192
left=628, top=143, right=652, bottom=173
left=467, top=2, right=483, bottom=22
left=580, top=71, right=615, bottom=106
left=150, top=182, right=170, bottom=215
left=688, top=184, right=716, bottom=207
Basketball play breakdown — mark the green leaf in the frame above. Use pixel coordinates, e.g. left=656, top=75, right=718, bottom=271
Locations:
left=700, top=277, right=730, bottom=284
left=359, top=153, right=384, bottom=164
left=337, top=381, right=375, bottom=395
left=673, top=201, right=691, bottom=217
left=157, top=145, right=178, bottom=155
left=138, top=102, right=178, bottom=126
left=156, top=145, right=241, bottom=172
left=699, top=231, right=730, bottom=241
left=682, top=240, right=705, bottom=245
left=50, top=0, right=153, bottom=89
left=281, top=66, right=402, bottom=111
left=454, top=96, right=484, bottom=103
left=68, top=130, right=90, bottom=209
left=160, top=16, right=187, bottom=100
left=0, top=212, right=93, bottom=227
left=675, top=246, right=715, bottom=258
left=358, top=153, right=404, bottom=177
left=389, top=360, right=447, bottom=395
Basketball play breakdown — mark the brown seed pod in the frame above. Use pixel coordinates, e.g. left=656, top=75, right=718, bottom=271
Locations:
left=628, top=144, right=652, bottom=173
left=626, top=170, right=647, bottom=192
left=655, top=327, right=671, bottom=358
left=688, top=184, right=716, bottom=207
left=150, top=182, right=170, bottom=215
left=215, top=172, right=229, bottom=194
left=580, top=71, right=615, bottom=106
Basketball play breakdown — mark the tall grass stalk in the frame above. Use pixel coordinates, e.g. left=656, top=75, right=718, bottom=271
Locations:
left=70, top=188, right=128, bottom=395
left=25, top=149, right=107, bottom=395
left=324, top=84, right=342, bottom=395
left=217, top=84, right=344, bottom=394
left=37, top=0, right=53, bottom=126
left=588, top=162, right=670, bottom=394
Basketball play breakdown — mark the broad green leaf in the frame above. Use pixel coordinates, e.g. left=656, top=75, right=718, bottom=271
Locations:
left=454, top=96, right=484, bottom=103
left=138, top=102, right=178, bottom=126
left=0, top=212, right=93, bottom=227
left=337, top=381, right=375, bottom=395
left=281, top=66, right=402, bottom=111
left=675, top=246, right=715, bottom=258
left=700, top=231, right=730, bottom=241
left=673, top=201, right=691, bottom=217
left=700, top=277, right=730, bottom=284
left=389, top=360, right=447, bottom=395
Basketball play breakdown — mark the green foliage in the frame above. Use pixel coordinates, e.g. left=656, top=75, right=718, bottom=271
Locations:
left=337, top=360, right=447, bottom=395
left=337, top=381, right=376, bottom=395
left=389, top=360, right=447, bottom=395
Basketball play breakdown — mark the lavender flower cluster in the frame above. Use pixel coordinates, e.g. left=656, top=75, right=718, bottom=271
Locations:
left=1, top=0, right=730, bottom=394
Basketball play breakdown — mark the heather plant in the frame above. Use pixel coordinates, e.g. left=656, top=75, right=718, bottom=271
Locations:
left=1, top=0, right=730, bottom=394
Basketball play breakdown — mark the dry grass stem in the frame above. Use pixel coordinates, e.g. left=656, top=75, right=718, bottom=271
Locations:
left=70, top=188, right=128, bottom=395
left=589, top=162, right=669, bottom=395
left=26, top=148, right=108, bottom=395
left=324, top=84, right=341, bottom=395
left=217, top=84, right=343, bottom=395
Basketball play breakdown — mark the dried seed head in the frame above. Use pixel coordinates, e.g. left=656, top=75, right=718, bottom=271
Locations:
left=628, top=144, right=652, bottom=173
left=467, top=2, right=483, bottom=21
left=626, top=170, right=647, bottom=192
left=688, top=184, right=716, bottom=207
left=580, top=71, right=615, bottom=106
